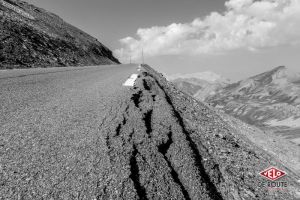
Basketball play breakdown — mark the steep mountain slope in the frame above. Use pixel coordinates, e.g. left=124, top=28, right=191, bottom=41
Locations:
left=0, top=0, right=120, bottom=69
left=172, top=67, right=300, bottom=145
left=207, top=66, right=300, bottom=128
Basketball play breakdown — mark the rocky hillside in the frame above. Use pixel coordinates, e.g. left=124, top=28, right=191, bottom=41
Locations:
left=172, top=67, right=300, bottom=145
left=0, top=0, right=120, bottom=69
left=207, top=66, right=300, bottom=127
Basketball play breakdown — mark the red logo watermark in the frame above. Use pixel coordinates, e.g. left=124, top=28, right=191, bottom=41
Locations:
left=259, top=167, right=287, bottom=181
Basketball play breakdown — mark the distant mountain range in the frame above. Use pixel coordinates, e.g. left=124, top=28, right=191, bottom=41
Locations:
left=168, top=71, right=230, bottom=101
left=0, top=0, right=120, bottom=69
left=172, top=66, right=300, bottom=144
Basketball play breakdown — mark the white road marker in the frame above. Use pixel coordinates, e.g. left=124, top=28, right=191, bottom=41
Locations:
left=123, top=74, right=138, bottom=87
left=137, top=64, right=143, bottom=72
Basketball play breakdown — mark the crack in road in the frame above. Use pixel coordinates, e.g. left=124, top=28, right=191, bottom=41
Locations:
left=117, top=72, right=225, bottom=199
left=158, top=127, right=192, bottom=200
left=129, top=145, right=148, bottom=200
left=143, top=110, right=153, bottom=136
left=143, top=79, right=151, bottom=91
left=131, top=90, right=142, bottom=109
left=145, top=71, right=224, bottom=200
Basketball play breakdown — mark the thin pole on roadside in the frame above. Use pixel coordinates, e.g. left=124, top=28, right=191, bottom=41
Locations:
left=142, top=48, right=144, bottom=65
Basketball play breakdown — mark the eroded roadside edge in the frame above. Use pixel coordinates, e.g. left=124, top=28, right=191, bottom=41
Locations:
left=141, top=64, right=299, bottom=200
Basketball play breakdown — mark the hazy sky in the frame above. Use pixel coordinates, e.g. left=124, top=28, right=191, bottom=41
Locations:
left=24, top=0, right=300, bottom=81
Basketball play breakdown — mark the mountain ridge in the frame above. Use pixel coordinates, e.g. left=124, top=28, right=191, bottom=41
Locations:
left=172, top=66, right=300, bottom=145
left=171, top=71, right=229, bottom=101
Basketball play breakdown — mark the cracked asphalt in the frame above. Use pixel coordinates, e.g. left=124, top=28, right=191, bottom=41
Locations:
left=0, top=64, right=299, bottom=199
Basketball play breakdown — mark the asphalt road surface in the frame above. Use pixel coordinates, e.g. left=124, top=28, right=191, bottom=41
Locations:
left=0, top=64, right=298, bottom=200
left=0, top=64, right=144, bottom=199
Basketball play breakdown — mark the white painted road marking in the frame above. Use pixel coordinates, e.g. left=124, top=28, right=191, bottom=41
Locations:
left=137, top=65, right=142, bottom=71
left=123, top=74, right=138, bottom=87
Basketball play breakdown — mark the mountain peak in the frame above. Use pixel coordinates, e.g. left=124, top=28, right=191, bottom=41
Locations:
left=249, top=66, right=288, bottom=85
left=272, top=66, right=287, bottom=71
left=270, top=66, right=287, bottom=80
left=270, top=65, right=287, bottom=75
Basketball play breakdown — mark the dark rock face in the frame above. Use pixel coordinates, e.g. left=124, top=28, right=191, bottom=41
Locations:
left=0, top=0, right=120, bottom=69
